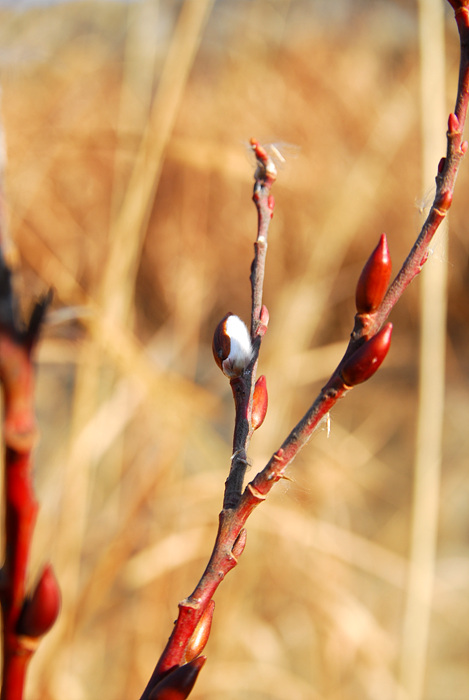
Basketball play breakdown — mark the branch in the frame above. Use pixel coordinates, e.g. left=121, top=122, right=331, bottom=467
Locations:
left=0, top=256, right=59, bottom=700
left=139, top=2, right=469, bottom=697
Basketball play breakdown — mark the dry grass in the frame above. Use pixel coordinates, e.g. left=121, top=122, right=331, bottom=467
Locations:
left=0, top=1, right=468, bottom=699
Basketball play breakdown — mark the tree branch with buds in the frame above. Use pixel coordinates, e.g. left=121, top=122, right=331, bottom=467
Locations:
left=138, top=3, right=469, bottom=698
left=147, top=16, right=466, bottom=700
left=0, top=257, right=60, bottom=700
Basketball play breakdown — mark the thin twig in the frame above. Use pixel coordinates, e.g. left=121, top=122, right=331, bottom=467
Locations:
left=0, top=262, right=58, bottom=700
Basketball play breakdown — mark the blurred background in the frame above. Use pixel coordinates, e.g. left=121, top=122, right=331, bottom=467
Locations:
left=0, top=0, right=468, bottom=698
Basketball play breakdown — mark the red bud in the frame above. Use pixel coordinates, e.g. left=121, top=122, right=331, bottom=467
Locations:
left=148, top=656, right=206, bottom=700
left=355, top=234, right=392, bottom=313
left=260, top=305, right=269, bottom=327
left=17, top=564, right=61, bottom=638
left=183, top=601, right=214, bottom=664
left=448, top=112, right=459, bottom=133
left=251, top=375, right=268, bottom=430
left=340, top=323, right=393, bottom=387
left=435, top=190, right=453, bottom=213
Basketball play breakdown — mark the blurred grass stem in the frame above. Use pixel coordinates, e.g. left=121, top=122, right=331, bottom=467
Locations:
left=398, top=1, right=447, bottom=698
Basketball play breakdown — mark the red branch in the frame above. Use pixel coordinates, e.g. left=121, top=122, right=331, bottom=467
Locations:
left=140, top=3, right=469, bottom=698
left=0, top=261, right=59, bottom=700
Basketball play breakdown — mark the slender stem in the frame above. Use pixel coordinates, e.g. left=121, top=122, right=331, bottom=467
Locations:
left=223, top=376, right=251, bottom=509
left=0, top=263, right=51, bottom=700
left=223, top=141, right=276, bottom=510
left=140, top=142, right=277, bottom=698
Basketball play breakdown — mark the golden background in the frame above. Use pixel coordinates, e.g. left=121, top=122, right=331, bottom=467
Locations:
left=0, top=1, right=468, bottom=698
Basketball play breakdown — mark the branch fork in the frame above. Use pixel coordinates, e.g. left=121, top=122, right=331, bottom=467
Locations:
left=133, top=4, right=469, bottom=698
left=141, top=9, right=469, bottom=678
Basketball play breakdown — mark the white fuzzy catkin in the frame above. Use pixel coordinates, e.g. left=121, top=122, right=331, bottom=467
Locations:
left=222, top=315, right=252, bottom=377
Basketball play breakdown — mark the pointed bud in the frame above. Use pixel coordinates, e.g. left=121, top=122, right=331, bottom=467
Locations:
left=232, top=528, right=247, bottom=559
left=448, top=112, right=459, bottom=133
left=183, top=601, right=214, bottom=664
left=212, top=313, right=253, bottom=378
left=340, top=323, right=393, bottom=387
left=260, top=305, right=269, bottom=328
left=355, top=234, right=392, bottom=314
left=251, top=375, right=268, bottom=430
left=148, top=656, right=206, bottom=700
left=16, top=564, right=61, bottom=638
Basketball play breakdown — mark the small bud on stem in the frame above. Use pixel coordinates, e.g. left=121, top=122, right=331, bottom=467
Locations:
left=251, top=375, right=268, bottom=430
left=148, top=656, right=206, bottom=700
left=212, top=314, right=253, bottom=378
left=340, top=323, right=393, bottom=387
left=355, top=234, right=392, bottom=314
left=182, top=601, right=214, bottom=664
left=16, top=564, right=61, bottom=638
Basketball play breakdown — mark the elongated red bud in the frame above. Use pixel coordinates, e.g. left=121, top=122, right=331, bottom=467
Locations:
left=260, top=304, right=269, bottom=328
left=355, top=234, right=392, bottom=313
left=340, top=323, right=393, bottom=387
left=448, top=112, right=459, bottom=133
left=17, top=564, right=61, bottom=638
left=182, top=601, right=214, bottom=664
left=212, top=313, right=252, bottom=378
left=148, top=656, right=206, bottom=700
left=251, top=375, right=268, bottom=430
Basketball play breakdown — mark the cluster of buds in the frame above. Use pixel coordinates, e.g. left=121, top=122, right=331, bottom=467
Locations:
left=341, top=234, right=394, bottom=387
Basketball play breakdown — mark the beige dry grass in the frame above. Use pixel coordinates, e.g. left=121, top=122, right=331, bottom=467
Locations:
left=0, top=1, right=468, bottom=699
